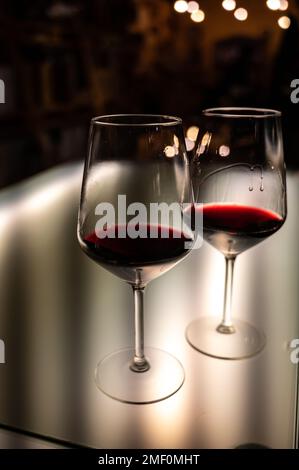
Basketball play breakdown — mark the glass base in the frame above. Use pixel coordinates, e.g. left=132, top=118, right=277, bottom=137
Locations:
left=95, top=347, right=185, bottom=404
left=186, top=316, right=265, bottom=359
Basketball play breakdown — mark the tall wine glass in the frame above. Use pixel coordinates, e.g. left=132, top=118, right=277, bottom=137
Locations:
left=78, top=114, right=194, bottom=403
left=186, top=108, right=287, bottom=359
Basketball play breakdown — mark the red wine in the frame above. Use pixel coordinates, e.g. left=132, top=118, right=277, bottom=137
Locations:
left=196, top=203, right=284, bottom=256
left=80, top=224, right=192, bottom=285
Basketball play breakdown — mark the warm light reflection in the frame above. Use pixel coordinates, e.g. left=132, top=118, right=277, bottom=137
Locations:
left=202, top=132, right=211, bottom=146
left=174, top=0, right=188, bottom=13
left=222, top=0, right=236, bottom=11
left=278, top=15, right=291, bottom=28
left=185, top=138, right=195, bottom=151
left=186, top=126, right=199, bottom=142
left=190, top=9, right=205, bottom=22
left=173, top=135, right=179, bottom=148
left=187, top=1, right=199, bottom=13
left=23, top=182, right=68, bottom=212
left=234, top=7, right=248, bottom=20
left=197, top=131, right=211, bottom=155
left=0, top=207, right=16, bottom=236
left=0, top=166, right=82, bottom=253
left=279, top=0, right=288, bottom=10
left=198, top=144, right=205, bottom=155
left=266, top=0, right=281, bottom=10
left=145, top=390, right=189, bottom=447
left=219, top=145, right=231, bottom=157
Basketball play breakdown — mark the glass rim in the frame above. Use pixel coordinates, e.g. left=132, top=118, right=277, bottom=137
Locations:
left=202, top=107, right=282, bottom=118
left=91, top=114, right=182, bottom=127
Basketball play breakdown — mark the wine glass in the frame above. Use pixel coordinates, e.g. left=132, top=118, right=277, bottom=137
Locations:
left=78, top=114, right=195, bottom=403
left=186, top=108, right=287, bottom=359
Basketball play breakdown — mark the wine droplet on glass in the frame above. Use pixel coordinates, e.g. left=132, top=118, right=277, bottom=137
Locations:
left=260, top=167, right=264, bottom=192
left=249, top=166, right=254, bottom=191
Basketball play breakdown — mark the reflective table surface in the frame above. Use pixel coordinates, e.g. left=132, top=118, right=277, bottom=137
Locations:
left=0, top=163, right=298, bottom=448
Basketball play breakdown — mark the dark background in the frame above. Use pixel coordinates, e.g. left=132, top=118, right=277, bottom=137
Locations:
left=0, top=0, right=299, bottom=187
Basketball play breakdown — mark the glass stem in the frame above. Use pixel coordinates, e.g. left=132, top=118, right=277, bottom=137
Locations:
left=130, top=286, right=150, bottom=372
left=217, top=256, right=236, bottom=334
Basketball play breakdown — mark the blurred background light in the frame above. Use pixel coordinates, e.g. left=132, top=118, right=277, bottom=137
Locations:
left=173, top=135, right=179, bottom=149
left=202, top=132, right=211, bottom=146
left=279, top=0, right=289, bottom=10
left=278, top=15, right=291, bottom=28
left=1, top=0, right=299, bottom=185
left=222, top=0, right=236, bottom=11
left=185, top=138, right=195, bottom=151
left=219, top=145, right=231, bottom=157
left=266, top=0, right=281, bottom=10
left=164, top=145, right=176, bottom=157
left=234, top=7, right=248, bottom=21
left=190, top=9, right=205, bottom=22
left=174, top=1, right=188, bottom=13
left=187, top=1, right=199, bottom=13
left=186, top=126, right=199, bottom=141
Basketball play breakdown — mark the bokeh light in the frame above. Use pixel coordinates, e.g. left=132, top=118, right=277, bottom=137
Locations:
left=185, top=138, right=195, bottom=151
left=164, top=146, right=176, bottom=158
left=187, top=1, right=199, bottom=13
left=278, top=15, right=291, bottom=29
left=197, top=131, right=211, bottom=154
left=190, top=9, right=205, bottom=22
left=266, top=0, right=281, bottom=11
left=219, top=145, right=231, bottom=157
left=234, top=8, right=248, bottom=21
left=186, top=126, right=199, bottom=142
left=222, top=0, right=236, bottom=11
left=279, top=0, right=289, bottom=10
left=174, top=1, right=188, bottom=13
left=202, top=132, right=211, bottom=146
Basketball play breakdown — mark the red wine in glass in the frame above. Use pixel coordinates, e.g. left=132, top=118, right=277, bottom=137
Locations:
left=197, top=203, right=284, bottom=257
left=78, top=114, right=194, bottom=403
left=186, top=107, right=287, bottom=360
left=81, top=224, right=192, bottom=285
